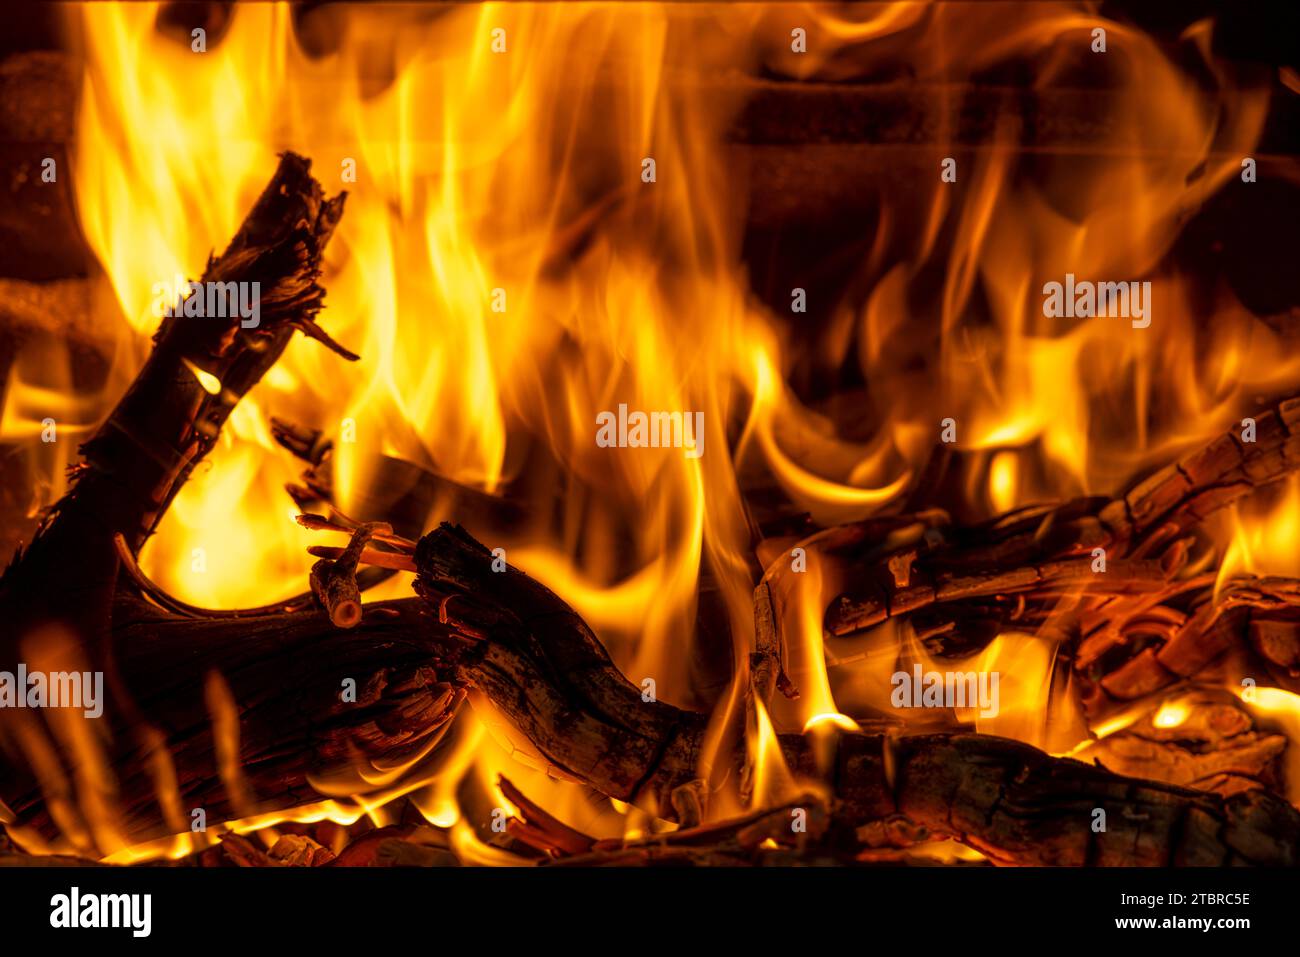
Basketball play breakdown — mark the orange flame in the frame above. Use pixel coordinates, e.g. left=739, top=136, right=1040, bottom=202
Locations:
left=28, top=1, right=1295, bottom=860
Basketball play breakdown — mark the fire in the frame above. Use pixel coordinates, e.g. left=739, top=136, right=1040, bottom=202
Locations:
left=986, top=450, right=1019, bottom=515
left=62, top=0, right=912, bottom=856
left=0, top=352, right=102, bottom=516
left=748, top=699, right=799, bottom=809
left=1152, top=699, right=1192, bottom=730
left=1216, top=476, right=1300, bottom=598
left=13, top=0, right=1289, bottom=861
left=1230, top=685, right=1300, bottom=807
left=784, top=553, right=856, bottom=733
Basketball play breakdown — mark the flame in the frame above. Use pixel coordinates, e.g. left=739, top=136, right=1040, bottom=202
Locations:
left=0, top=348, right=102, bottom=516
left=781, top=553, right=856, bottom=732
left=26, top=1, right=1295, bottom=860
left=1233, top=685, right=1300, bottom=806
left=967, top=632, right=1051, bottom=748
left=748, top=699, right=798, bottom=809
left=1216, top=476, right=1300, bottom=598
left=986, top=451, right=1019, bottom=515
left=1152, top=699, right=1192, bottom=729
left=743, top=345, right=913, bottom=526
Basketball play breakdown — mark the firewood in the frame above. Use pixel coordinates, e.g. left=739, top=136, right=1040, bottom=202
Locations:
left=0, top=593, right=466, bottom=847
left=296, top=512, right=416, bottom=553
left=1078, top=577, right=1300, bottom=717
left=1091, top=731, right=1286, bottom=793
left=331, top=825, right=458, bottom=868
left=0, top=152, right=349, bottom=853
left=73, top=526, right=1300, bottom=864
left=0, top=151, right=346, bottom=646
left=408, top=524, right=1300, bottom=865
left=309, top=522, right=393, bottom=628
left=3, top=516, right=1296, bottom=865
left=498, top=775, right=595, bottom=857
left=825, top=396, right=1300, bottom=643
left=750, top=579, right=798, bottom=708
left=1079, top=691, right=1286, bottom=795
left=306, top=545, right=417, bottom=573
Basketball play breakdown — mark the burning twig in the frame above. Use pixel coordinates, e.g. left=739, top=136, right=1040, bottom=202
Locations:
left=306, top=546, right=417, bottom=573
left=291, top=316, right=360, bottom=362
left=112, top=531, right=354, bottom=619
left=309, top=522, right=394, bottom=628
left=0, top=151, right=346, bottom=644
left=498, top=775, right=596, bottom=857
left=296, top=512, right=417, bottom=554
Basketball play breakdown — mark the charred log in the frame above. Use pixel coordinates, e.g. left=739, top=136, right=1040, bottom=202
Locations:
left=8, top=522, right=1298, bottom=866
left=0, top=151, right=346, bottom=642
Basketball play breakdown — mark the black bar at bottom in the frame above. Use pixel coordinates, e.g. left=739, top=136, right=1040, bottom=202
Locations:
left=0, top=864, right=1284, bottom=945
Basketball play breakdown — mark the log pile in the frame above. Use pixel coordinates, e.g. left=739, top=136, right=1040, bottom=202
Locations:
left=820, top=399, right=1300, bottom=727
left=3, top=144, right=1300, bottom=868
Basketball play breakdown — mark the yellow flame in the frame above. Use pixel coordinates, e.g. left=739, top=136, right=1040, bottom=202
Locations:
left=987, top=450, right=1018, bottom=515
left=1152, top=699, right=1191, bottom=729
left=749, top=699, right=797, bottom=809
left=1216, top=476, right=1300, bottom=598
left=1234, top=684, right=1300, bottom=806
left=183, top=359, right=222, bottom=396
left=45, top=1, right=1300, bottom=860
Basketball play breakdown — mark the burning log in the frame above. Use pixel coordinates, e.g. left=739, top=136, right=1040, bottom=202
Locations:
left=9, top=519, right=1299, bottom=866
left=799, top=415, right=1300, bottom=791
left=1078, top=576, right=1300, bottom=717
left=0, top=150, right=346, bottom=639
left=0, top=151, right=348, bottom=848
left=409, top=524, right=1300, bottom=866
left=814, top=400, right=1300, bottom=728
left=827, top=397, right=1300, bottom=640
